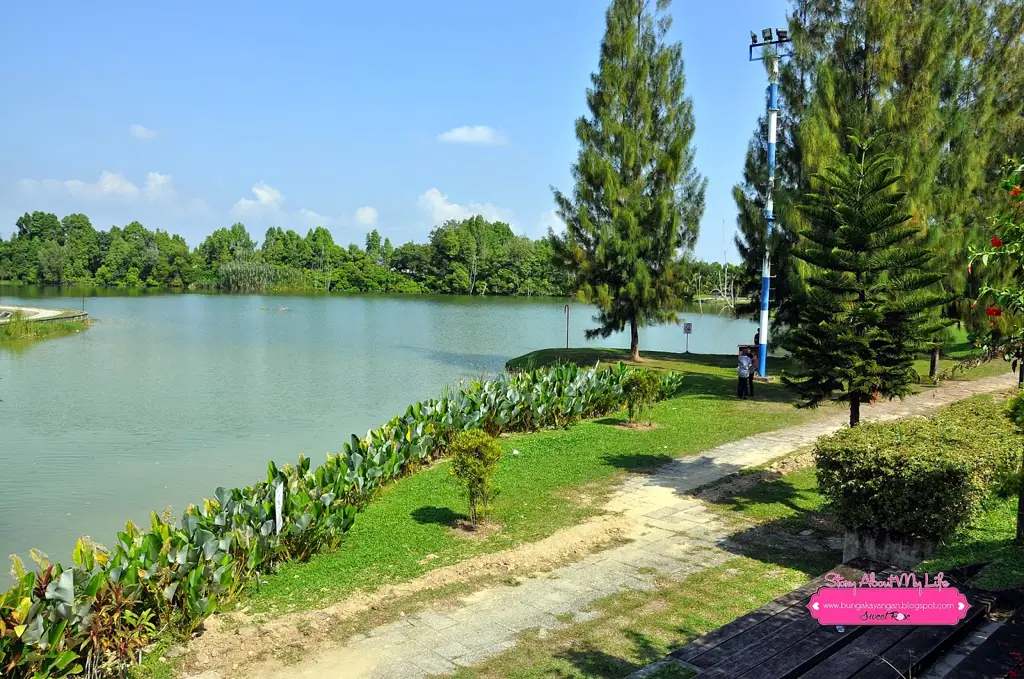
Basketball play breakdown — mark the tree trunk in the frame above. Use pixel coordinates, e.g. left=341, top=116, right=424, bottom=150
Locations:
left=929, top=345, right=941, bottom=381
left=850, top=395, right=861, bottom=428
left=630, top=318, right=640, bottom=362
left=1018, top=359, right=1023, bottom=389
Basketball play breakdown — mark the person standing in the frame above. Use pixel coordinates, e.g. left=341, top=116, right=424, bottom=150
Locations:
left=737, top=349, right=753, bottom=399
left=747, top=348, right=757, bottom=398
left=754, top=329, right=760, bottom=347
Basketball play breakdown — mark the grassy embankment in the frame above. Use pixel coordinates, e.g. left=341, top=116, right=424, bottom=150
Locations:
left=0, top=310, right=90, bottom=342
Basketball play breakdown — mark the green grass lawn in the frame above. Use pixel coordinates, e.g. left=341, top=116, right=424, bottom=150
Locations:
left=512, top=342, right=1011, bottom=386
left=245, top=351, right=819, bottom=614
left=704, top=465, right=830, bottom=536
left=435, top=552, right=837, bottom=679
left=921, top=494, right=1024, bottom=590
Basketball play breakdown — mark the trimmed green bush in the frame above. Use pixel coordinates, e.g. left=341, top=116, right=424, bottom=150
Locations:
left=814, top=395, right=1021, bottom=543
left=449, top=430, right=503, bottom=526
left=622, top=369, right=661, bottom=424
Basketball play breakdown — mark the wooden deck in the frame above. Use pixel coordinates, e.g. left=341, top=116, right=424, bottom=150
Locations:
left=659, top=561, right=1011, bottom=679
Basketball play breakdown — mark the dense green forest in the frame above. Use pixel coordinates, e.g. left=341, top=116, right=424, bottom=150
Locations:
left=0, top=211, right=739, bottom=299
left=0, top=212, right=572, bottom=295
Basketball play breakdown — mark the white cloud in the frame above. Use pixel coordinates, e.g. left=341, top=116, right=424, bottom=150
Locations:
left=417, top=188, right=515, bottom=226
left=130, top=124, right=159, bottom=140
left=54, top=171, right=141, bottom=199
left=298, top=208, right=330, bottom=225
left=232, top=181, right=284, bottom=215
left=536, top=209, right=565, bottom=237
left=354, top=206, right=378, bottom=226
left=144, top=172, right=174, bottom=201
left=437, top=125, right=508, bottom=146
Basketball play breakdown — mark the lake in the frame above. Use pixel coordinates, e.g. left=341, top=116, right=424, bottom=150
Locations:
left=0, top=286, right=755, bottom=577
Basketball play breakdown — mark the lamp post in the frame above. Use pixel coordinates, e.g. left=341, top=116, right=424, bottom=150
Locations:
left=749, top=27, right=792, bottom=378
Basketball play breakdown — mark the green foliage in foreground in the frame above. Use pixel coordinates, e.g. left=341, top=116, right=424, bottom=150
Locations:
left=814, top=396, right=1020, bottom=543
left=0, top=361, right=683, bottom=678
left=0, top=311, right=89, bottom=342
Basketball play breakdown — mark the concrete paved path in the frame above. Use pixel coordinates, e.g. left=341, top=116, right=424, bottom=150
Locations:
left=0, top=304, right=66, bottom=322
left=197, top=372, right=1017, bottom=679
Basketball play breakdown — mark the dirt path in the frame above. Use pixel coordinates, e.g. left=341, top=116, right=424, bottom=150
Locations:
left=182, top=372, right=1017, bottom=679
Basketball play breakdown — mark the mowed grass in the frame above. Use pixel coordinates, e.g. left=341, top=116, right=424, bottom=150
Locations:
left=922, top=494, right=1024, bottom=590
left=436, top=552, right=838, bottom=679
left=704, top=465, right=830, bottom=536
left=246, top=350, right=820, bottom=613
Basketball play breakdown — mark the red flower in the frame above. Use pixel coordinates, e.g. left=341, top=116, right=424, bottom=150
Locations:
left=991, top=236, right=1004, bottom=248
left=986, top=307, right=1003, bottom=317
left=968, top=264, right=973, bottom=275
left=1012, top=185, right=1022, bottom=196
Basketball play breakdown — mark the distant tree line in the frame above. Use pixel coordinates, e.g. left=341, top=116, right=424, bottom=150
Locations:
left=0, top=212, right=573, bottom=296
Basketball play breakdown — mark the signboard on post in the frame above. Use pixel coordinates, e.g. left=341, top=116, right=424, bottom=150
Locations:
left=683, top=322, right=692, bottom=353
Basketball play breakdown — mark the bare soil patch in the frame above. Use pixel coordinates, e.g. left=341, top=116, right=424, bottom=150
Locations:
left=181, top=514, right=632, bottom=678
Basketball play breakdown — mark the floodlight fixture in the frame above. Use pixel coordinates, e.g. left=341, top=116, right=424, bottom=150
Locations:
left=776, top=28, right=789, bottom=41
left=750, top=31, right=759, bottom=45
left=761, top=28, right=773, bottom=42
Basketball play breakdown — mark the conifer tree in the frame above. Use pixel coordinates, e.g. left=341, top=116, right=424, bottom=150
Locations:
left=551, top=0, right=706, bottom=361
left=734, top=0, right=1024, bottom=354
left=783, top=136, right=949, bottom=426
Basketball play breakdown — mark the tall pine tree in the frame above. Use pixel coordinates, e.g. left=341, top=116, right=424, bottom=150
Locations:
left=550, top=0, right=706, bottom=361
left=784, top=136, right=949, bottom=426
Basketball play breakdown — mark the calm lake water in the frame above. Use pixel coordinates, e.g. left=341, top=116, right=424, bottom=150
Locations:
left=0, top=286, right=755, bottom=578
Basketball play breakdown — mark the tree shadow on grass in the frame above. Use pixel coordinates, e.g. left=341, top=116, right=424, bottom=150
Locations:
left=410, top=506, right=465, bottom=527
left=553, top=629, right=667, bottom=679
left=602, top=452, right=678, bottom=473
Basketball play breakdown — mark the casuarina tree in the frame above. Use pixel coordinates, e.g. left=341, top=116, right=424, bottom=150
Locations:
left=783, top=135, right=949, bottom=427
left=550, top=0, right=706, bottom=361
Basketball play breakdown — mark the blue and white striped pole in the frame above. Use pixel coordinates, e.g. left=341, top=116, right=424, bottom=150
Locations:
left=758, top=58, right=779, bottom=378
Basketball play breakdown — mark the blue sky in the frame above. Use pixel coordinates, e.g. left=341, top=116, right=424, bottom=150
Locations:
left=0, top=0, right=788, bottom=263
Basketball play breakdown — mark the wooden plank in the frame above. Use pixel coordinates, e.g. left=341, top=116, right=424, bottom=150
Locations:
left=674, top=564, right=875, bottom=665
left=698, top=617, right=825, bottom=678
left=947, top=608, right=1024, bottom=679
left=734, top=625, right=867, bottom=679
left=794, top=626, right=915, bottom=679
left=849, top=600, right=990, bottom=679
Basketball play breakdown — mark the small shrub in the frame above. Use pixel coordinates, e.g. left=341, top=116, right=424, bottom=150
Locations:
left=814, top=395, right=1020, bottom=543
left=449, top=430, right=503, bottom=527
left=622, top=369, right=661, bottom=424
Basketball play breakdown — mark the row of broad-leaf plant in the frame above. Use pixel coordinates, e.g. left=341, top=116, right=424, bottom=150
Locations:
left=1, top=362, right=684, bottom=678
